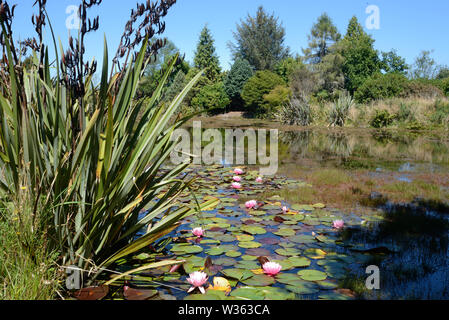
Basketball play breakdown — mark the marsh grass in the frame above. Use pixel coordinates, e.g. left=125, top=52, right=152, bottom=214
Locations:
left=0, top=187, right=60, bottom=300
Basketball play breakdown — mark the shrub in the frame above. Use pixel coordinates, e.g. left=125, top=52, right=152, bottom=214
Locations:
left=224, top=58, right=254, bottom=108
left=396, top=103, right=415, bottom=122
left=430, top=100, right=449, bottom=125
left=277, top=95, right=312, bottom=126
left=402, top=80, right=443, bottom=99
left=242, top=70, right=285, bottom=117
left=263, top=85, right=292, bottom=116
left=191, top=81, right=231, bottom=114
left=354, top=73, right=408, bottom=103
left=370, top=110, right=395, bottom=128
left=329, top=93, right=355, bottom=127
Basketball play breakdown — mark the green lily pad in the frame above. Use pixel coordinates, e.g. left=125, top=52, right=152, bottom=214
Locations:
left=285, top=282, right=319, bottom=295
left=238, top=241, right=261, bottom=249
left=273, top=228, right=296, bottom=237
left=230, top=287, right=265, bottom=300
left=221, top=268, right=253, bottom=281
left=226, top=250, right=242, bottom=258
left=206, top=247, right=225, bottom=256
left=275, top=248, right=302, bottom=257
left=241, top=274, right=276, bottom=287
left=298, top=269, right=328, bottom=281
left=241, top=225, right=267, bottom=235
left=287, top=256, right=311, bottom=268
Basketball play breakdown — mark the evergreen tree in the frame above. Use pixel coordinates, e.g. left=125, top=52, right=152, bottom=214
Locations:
left=194, top=25, right=221, bottom=82
left=229, top=6, right=289, bottom=71
left=163, top=70, right=186, bottom=103
left=224, top=58, right=254, bottom=108
left=302, top=13, right=341, bottom=64
left=340, top=16, right=381, bottom=93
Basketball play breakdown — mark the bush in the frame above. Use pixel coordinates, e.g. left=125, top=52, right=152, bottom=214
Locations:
left=224, top=58, right=254, bottom=108
left=430, top=100, right=449, bottom=125
left=396, top=103, right=415, bottom=122
left=354, top=73, right=408, bottom=103
left=402, top=79, right=443, bottom=99
left=263, top=85, right=292, bottom=116
left=191, top=81, right=231, bottom=114
left=329, top=93, right=355, bottom=127
left=242, top=70, right=285, bottom=117
left=370, top=109, right=395, bottom=128
left=277, top=95, right=312, bottom=126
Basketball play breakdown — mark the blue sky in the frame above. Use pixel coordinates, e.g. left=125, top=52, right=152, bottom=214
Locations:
left=12, top=0, right=449, bottom=71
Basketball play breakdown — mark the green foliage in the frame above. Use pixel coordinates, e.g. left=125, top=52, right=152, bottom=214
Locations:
left=263, top=85, right=291, bottom=115
left=290, top=66, right=317, bottom=97
left=0, top=30, right=218, bottom=281
left=191, top=81, right=231, bottom=113
left=329, top=93, right=355, bottom=127
left=230, top=6, right=289, bottom=70
left=315, top=47, right=345, bottom=98
left=277, top=95, right=312, bottom=126
left=224, top=58, right=254, bottom=107
left=396, top=103, right=415, bottom=122
left=241, top=70, right=285, bottom=117
left=341, top=16, right=381, bottom=93
left=370, top=110, right=395, bottom=128
left=163, top=70, right=186, bottom=103
left=430, top=100, right=449, bottom=125
left=381, top=50, right=409, bottom=75
left=436, top=67, right=449, bottom=80
left=137, top=39, right=189, bottom=98
left=402, top=79, right=443, bottom=98
left=410, top=50, right=438, bottom=80
left=354, top=73, right=409, bottom=103
left=275, top=57, right=304, bottom=83
left=302, top=13, right=341, bottom=64
left=194, top=25, right=221, bottom=82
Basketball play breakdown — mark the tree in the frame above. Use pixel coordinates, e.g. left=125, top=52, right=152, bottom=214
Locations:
left=137, top=39, right=189, bottom=98
left=410, top=50, right=438, bottom=79
left=241, top=70, right=285, bottom=117
left=436, top=66, right=449, bottom=80
left=275, top=56, right=304, bottom=83
left=194, top=25, right=221, bottom=82
left=229, top=6, right=289, bottom=71
left=163, top=70, right=186, bottom=103
left=315, top=43, right=345, bottom=98
left=224, top=58, right=254, bottom=109
left=190, top=82, right=230, bottom=113
left=381, top=50, right=409, bottom=75
left=302, top=13, right=341, bottom=64
left=340, top=16, right=381, bottom=93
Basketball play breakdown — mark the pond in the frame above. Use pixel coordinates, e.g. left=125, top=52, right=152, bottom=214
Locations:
left=104, top=126, right=449, bottom=300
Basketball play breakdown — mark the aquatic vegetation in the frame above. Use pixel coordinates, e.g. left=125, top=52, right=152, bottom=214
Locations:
left=262, top=262, right=282, bottom=276
left=192, top=228, right=205, bottom=238
left=333, top=220, right=345, bottom=230
left=245, top=200, right=258, bottom=209
left=256, top=177, right=264, bottom=183
left=232, top=182, right=243, bottom=189
left=187, top=272, right=209, bottom=294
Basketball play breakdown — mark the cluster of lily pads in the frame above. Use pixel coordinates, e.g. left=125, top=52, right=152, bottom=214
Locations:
left=155, top=165, right=365, bottom=300
left=94, top=165, right=385, bottom=301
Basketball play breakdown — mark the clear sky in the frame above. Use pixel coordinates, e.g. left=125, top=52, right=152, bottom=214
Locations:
left=11, top=0, right=449, bottom=71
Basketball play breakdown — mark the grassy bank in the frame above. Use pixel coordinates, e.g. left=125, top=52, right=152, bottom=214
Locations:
left=0, top=189, right=60, bottom=300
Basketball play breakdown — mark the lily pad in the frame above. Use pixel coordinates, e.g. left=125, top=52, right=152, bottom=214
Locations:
left=298, top=269, right=327, bottom=281
left=238, top=241, right=262, bottom=249
left=221, top=268, right=253, bottom=281
left=287, top=256, right=311, bottom=268
left=241, top=225, right=267, bottom=235
left=226, top=250, right=242, bottom=258
left=241, top=274, right=276, bottom=287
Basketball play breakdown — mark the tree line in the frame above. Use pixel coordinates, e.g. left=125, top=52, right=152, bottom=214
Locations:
left=138, top=6, right=449, bottom=121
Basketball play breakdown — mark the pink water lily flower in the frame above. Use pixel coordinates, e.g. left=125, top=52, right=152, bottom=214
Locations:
left=234, top=168, right=244, bottom=175
left=262, top=262, right=282, bottom=276
left=245, top=200, right=258, bottom=209
left=192, top=227, right=204, bottom=238
left=231, top=182, right=242, bottom=189
left=256, top=177, right=263, bottom=183
left=187, top=271, right=209, bottom=294
left=333, top=220, right=345, bottom=230
left=282, top=206, right=289, bottom=213
left=233, top=176, right=242, bottom=182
